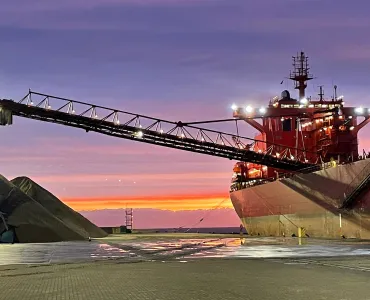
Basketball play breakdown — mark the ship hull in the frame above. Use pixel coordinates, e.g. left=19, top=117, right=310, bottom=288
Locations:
left=230, top=159, right=370, bottom=239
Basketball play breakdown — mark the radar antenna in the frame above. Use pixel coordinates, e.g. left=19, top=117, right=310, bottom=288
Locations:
left=289, top=52, right=313, bottom=100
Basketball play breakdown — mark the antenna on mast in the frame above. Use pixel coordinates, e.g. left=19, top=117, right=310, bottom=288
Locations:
left=289, top=52, right=313, bottom=100
left=318, top=85, right=324, bottom=102
left=334, top=85, right=338, bottom=101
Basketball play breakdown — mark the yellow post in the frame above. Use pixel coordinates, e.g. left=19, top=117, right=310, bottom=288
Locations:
left=298, top=227, right=305, bottom=245
left=298, top=227, right=303, bottom=238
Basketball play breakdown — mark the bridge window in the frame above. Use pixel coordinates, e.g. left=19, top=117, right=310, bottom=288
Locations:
left=282, top=119, right=292, bottom=131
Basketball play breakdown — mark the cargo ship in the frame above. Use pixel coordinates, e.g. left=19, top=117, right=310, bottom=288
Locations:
left=230, top=52, right=370, bottom=239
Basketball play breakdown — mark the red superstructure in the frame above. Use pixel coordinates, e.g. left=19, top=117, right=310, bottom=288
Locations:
left=231, top=52, right=370, bottom=184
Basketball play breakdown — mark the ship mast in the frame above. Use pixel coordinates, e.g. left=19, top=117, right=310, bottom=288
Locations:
left=289, top=52, right=313, bottom=100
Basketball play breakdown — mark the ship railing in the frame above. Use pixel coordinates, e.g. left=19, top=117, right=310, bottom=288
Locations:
left=230, top=178, right=275, bottom=192
left=297, top=161, right=334, bottom=174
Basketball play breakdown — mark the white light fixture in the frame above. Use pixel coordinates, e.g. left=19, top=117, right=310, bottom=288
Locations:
left=350, top=126, right=355, bottom=131
left=245, top=105, right=253, bottom=113
left=355, top=107, right=364, bottom=114
left=259, top=107, right=266, bottom=114
left=231, top=104, right=237, bottom=110
left=300, top=98, right=308, bottom=104
left=137, top=131, right=143, bottom=138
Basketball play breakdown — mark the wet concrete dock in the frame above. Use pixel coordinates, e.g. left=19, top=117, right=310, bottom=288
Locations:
left=0, top=234, right=370, bottom=299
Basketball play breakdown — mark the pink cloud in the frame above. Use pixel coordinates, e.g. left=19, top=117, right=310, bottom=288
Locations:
left=26, top=171, right=230, bottom=184
left=80, top=207, right=240, bottom=228
left=329, top=45, right=370, bottom=61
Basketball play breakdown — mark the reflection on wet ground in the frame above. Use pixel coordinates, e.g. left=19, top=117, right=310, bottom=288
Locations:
left=1, top=236, right=370, bottom=266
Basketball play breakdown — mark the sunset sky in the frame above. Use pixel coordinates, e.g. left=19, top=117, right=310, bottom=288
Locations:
left=1, top=0, right=370, bottom=228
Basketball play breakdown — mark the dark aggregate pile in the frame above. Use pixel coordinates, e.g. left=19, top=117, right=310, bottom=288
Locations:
left=0, top=175, right=107, bottom=243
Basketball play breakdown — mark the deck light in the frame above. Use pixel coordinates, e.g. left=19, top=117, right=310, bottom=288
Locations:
left=231, top=104, right=237, bottom=110
left=355, top=107, right=364, bottom=114
left=245, top=106, right=253, bottom=113
left=259, top=107, right=266, bottom=114
left=300, top=98, right=308, bottom=104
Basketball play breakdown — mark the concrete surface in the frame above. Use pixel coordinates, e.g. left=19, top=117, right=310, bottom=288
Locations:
left=1, top=235, right=370, bottom=299
left=0, top=258, right=369, bottom=300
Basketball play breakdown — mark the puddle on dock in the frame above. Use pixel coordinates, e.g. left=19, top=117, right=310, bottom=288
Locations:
left=0, top=237, right=370, bottom=266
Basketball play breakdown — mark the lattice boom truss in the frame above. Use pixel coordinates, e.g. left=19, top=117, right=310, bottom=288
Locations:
left=0, top=91, right=319, bottom=172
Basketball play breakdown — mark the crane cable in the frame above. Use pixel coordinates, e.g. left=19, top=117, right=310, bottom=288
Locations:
left=176, top=197, right=230, bottom=233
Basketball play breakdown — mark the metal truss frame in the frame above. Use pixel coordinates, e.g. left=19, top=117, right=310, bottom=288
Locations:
left=0, top=90, right=319, bottom=172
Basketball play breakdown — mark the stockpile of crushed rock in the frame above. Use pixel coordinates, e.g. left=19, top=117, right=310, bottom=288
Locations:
left=0, top=175, right=107, bottom=243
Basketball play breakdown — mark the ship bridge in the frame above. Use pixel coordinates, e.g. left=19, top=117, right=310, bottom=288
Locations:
left=0, top=90, right=318, bottom=172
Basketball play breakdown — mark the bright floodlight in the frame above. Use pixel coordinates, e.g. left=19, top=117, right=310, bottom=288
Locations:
left=231, top=104, right=238, bottom=110
left=245, top=105, right=253, bottom=113
left=259, top=107, right=266, bottom=114
left=137, top=131, right=144, bottom=138
left=300, top=98, right=308, bottom=104
left=355, top=107, right=364, bottom=114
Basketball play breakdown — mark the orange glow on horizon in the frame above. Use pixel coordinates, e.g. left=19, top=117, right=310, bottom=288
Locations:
left=62, top=193, right=233, bottom=211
